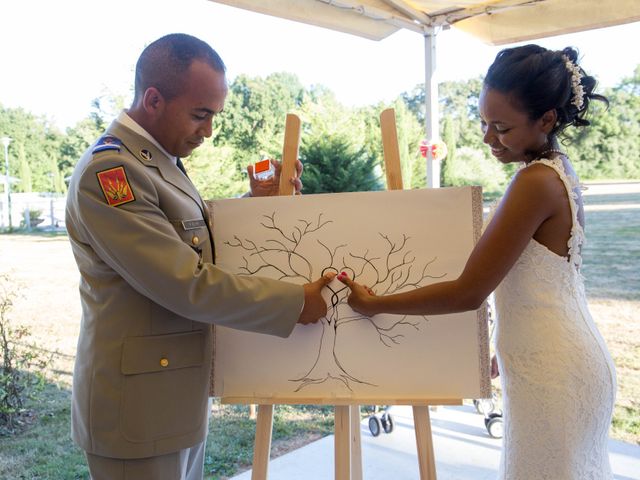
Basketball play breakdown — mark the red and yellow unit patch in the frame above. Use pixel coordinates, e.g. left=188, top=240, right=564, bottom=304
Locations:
left=96, top=166, right=136, bottom=207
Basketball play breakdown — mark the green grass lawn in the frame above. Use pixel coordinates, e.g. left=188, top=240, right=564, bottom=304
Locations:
left=0, top=187, right=638, bottom=479
left=582, top=206, right=640, bottom=300
left=0, top=383, right=334, bottom=480
left=582, top=190, right=640, bottom=443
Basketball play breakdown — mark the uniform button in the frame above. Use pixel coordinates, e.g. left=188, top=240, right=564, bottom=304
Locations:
left=160, top=358, right=169, bottom=368
left=191, top=236, right=199, bottom=245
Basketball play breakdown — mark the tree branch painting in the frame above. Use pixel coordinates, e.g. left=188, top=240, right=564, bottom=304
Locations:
left=224, top=211, right=446, bottom=392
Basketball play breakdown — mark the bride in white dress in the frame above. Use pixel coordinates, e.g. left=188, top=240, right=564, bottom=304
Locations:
left=338, top=44, right=617, bottom=479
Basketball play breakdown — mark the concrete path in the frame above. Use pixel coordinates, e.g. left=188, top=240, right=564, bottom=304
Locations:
left=231, top=404, right=640, bottom=480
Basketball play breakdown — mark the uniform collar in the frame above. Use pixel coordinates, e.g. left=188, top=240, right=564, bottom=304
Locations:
left=117, top=111, right=177, bottom=165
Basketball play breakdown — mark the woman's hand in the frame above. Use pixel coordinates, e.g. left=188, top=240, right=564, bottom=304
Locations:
left=337, top=273, right=379, bottom=317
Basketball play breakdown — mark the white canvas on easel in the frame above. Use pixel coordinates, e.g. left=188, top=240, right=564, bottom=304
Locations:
left=207, top=110, right=490, bottom=480
left=210, top=186, right=489, bottom=404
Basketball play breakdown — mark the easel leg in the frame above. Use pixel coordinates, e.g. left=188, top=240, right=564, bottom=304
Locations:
left=335, top=405, right=351, bottom=480
left=413, top=405, right=437, bottom=480
left=252, top=404, right=274, bottom=480
left=350, top=405, right=363, bottom=480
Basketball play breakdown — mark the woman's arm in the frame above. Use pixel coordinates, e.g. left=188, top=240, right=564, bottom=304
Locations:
left=339, top=164, right=565, bottom=316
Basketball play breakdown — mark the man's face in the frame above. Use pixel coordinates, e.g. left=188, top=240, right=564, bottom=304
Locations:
left=154, top=60, right=228, bottom=158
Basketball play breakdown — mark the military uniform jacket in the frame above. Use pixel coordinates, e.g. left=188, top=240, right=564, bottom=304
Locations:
left=65, top=117, right=303, bottom=459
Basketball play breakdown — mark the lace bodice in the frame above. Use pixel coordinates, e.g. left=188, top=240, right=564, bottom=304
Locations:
left=487, top=157, right=617, bottom=480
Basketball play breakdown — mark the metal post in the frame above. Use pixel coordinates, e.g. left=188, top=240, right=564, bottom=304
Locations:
left=1, top=137, right=12, bottom=231
left=24, top=207, right=31, bottom=232
left=424, top=32, right=440, bottom=188
left=50, top=198, right=55, bottom=229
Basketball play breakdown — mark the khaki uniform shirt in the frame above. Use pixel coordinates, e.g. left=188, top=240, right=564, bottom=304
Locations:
left=65, top=116, right=303, bottom=459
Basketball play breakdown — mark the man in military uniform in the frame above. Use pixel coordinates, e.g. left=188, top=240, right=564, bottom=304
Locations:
left=65, top=33, right=333, bottom=480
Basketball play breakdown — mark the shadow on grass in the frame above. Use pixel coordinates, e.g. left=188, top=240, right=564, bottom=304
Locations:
left=0, top=372, right=335, bottom=480
left=0, top=377, right=88, bottom=480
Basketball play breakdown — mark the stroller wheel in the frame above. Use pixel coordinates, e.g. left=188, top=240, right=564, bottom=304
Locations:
left=381, top=413, right=394, bottom=434
left=487, top=416, right=504, bottom=438
left=368, top=415, right=382, bottom=437
left=484, top=412, right=502, bottom=428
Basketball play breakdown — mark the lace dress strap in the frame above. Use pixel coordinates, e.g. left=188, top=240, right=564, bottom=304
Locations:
left=525, top=157, right=585, bottom=269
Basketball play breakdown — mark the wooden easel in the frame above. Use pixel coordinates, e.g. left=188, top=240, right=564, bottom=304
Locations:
left=244, top=109, right=461, bottom=480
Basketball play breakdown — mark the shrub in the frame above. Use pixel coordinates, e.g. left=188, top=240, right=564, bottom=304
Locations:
left=300, top=134, right=383, bottom=194
left=443, top=146, right=509, bottom=198
left=0, top=275, right=48, bottom=435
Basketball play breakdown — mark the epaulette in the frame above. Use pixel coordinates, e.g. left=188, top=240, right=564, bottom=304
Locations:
left=92, top=135, right=122, bottom=154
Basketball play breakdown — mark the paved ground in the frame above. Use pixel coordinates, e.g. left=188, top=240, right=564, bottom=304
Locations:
left=582, top=181, right=640, bottom=195
left=231, top=404, right=640, bottom=480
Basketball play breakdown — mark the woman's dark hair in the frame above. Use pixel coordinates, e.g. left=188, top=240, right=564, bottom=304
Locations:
left=134, top=33, right=226, bottom=103
left=484, top=44, right=608, bottom=137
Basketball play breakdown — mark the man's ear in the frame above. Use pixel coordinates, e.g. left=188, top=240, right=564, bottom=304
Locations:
left=540, top=109, right=557, bottom=134
left=142, top=87, right=164, bottom=114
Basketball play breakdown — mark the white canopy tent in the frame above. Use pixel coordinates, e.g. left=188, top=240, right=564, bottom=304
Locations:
left=209, top=0, right=640, bottom=187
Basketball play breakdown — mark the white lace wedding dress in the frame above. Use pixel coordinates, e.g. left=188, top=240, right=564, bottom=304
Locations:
left=490, top=158, right=617, bottom=479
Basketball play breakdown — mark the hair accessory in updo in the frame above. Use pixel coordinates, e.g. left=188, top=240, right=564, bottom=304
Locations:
left=562, top=54, right=585, bottom=110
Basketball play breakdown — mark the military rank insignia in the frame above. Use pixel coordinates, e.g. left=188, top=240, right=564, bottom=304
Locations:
left=92, top=135, right=122, bottom=154
left=96, top=166, right=136, bottom=207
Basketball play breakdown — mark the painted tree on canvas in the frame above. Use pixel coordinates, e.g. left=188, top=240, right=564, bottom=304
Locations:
left=224, top=211, right=446, bottom=391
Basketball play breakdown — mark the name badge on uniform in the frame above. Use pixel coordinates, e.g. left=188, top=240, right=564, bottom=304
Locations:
left=181, top=219, right=206, bottom=230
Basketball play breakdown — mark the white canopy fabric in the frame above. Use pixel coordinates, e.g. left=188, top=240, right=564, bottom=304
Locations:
left=209, top=0, right=640, bottom=45
left=208, top=0, right=640, bottom=186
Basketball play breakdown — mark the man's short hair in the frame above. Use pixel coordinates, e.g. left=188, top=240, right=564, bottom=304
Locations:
left=134, top=33, right=226, bottom=102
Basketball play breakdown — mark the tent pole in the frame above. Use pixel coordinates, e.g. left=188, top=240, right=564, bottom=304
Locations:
left=424, top=30, right=439, bottom=188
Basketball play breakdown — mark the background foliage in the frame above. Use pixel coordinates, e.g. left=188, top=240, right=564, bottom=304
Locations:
left=0, top=66, right=638, bottom=200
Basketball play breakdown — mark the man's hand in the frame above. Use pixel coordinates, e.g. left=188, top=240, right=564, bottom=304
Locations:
left=247, top=158, right=303, bottom=197
left=298, top=272, right=336, bottom=325
left=337, top=273, right=380, bottom=317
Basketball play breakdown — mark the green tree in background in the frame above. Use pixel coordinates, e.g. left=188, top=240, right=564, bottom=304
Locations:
left=403, top=77, right=503, bottom=190
left=390, top=99, right=424, bottom=189
left=300, top=86, right=368, bottom=143
left=300, top=133, right=382, bottom=194
left=564, top=68, right=640, bottom=180
left=0, top=104, right=63, bottom=193
left=444, top=146, right=508, bottom=197
left=185, top=142, right=246, bottom=200
left=17, top=144, right=32, bottom=193
left=213, top=72, right=305, bottom=167
left=1, top=66, right=638, bottom=201
left=48, top=154, right=66, bottom=194
left=440, top=115, right=458, bottom=187
left=60, top=117, right=103, bottom=175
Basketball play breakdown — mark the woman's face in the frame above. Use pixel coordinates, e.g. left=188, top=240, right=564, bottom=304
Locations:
left=479, top=86, right=551, bottom=164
